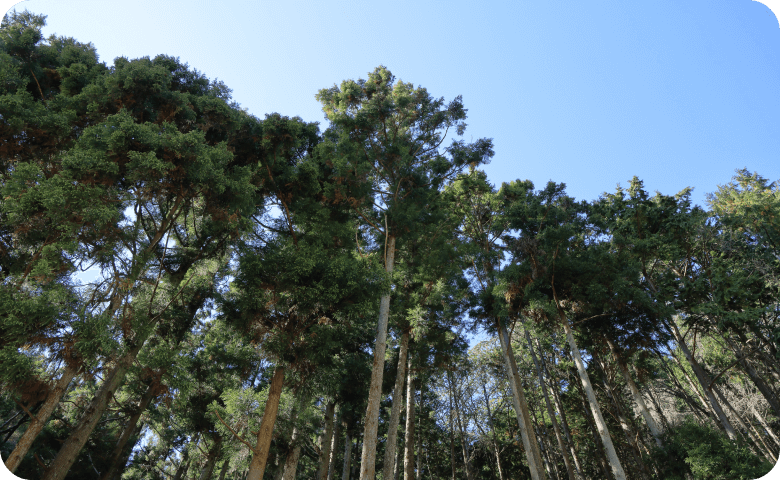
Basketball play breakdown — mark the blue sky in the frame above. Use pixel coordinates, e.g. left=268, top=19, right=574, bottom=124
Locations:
left=4, top=0, right=779, bottom=208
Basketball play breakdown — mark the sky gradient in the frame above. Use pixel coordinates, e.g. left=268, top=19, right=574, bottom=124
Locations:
left=3, top=0, right=779, bottom=208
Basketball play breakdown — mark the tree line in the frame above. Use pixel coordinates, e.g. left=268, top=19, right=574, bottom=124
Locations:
left=1, top=10, right=778, bottom=480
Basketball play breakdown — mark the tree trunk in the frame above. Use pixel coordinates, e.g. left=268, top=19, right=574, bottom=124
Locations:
left=341, top=431, right=352, bottom=480
left=198, top=437, right=222, bottom=480
left=543, top=345, right=585, bottom=480
left=383, top=329, right=410, bottom=480
left=281, top=426, right=302, bottom=480
left=448, top=370, right=473, bottom=480
left=172, top=435, right=196, bottom=480
left=751, top=404, right=780, bottom=450
left=43, top=330, right=152, bottom=480
left=481, top=383, right=506, bottom=480
left=666, top=321, right=738, bottom=440
left=561, top=317, right=626, bottom=480
left=415, top=405, right=422, bottom=480
left=595, top=355, right=652, bottom=480
left=318, top=401, right=336, bottom=480
left=714, top=385, right=776, bottom=462
left=655, top=350, right=713, bottom=423
left=722, top=334, right=780, bottom=418
left=448, top=385, right=456, bottom=480
left=246, top=365, right=286, bottom=480
left=525, top=329, right=576, bottom=480
left=404, top=362, right=416, bottom=480
left=328, top=408, right=341, bottom=480
left=359, top=235, right=395, bottom=480
left=217, top=458, right=230, bottom=480
left=496, top=319, right=545, bottom=480
left=100, top=378, right=159, bottom=480
left=172, top=458, right=191, bottom=480
left=574, top=375, right=613, bottom=480
left=5, top=361, right=79, bottom=473
left=605, top=338, right=663, bottom=448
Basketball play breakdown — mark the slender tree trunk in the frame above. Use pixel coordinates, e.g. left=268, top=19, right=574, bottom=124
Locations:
left=246, top=365, right=286, bottom=480
left=101, top=379, right=159, bottom=480
left=722, top=334, right=780, bottom=418
left=481, top=383, right=506, bottom=480
left=404, top=363, right=416, bottom=480
left=328, top=408, right=341, bottom=480
left=281, top=426, right=302, bottom=480
left=360, top=235, right=395, bottom=480
left=666, top=322, right=738, bottom=440
left=605, top=339, right=663, bottom=447
left=383, top=329, right=410, bottom=480
left=172, top=458, right=191, bottom=480
left=172, top=435, right=196, bottom=480
left=5, top=362, right=79, bottom=472
left=525, top=329, right=576, bottom=480
left=714, top=386, right=776, bottom=462
left=543, top=345, right=585, bottom=480
left=595, top=355, right=652, bottom=480
left=560, top=317, right=626, bottom=480
left=448, top=386, right=456, bottom=480
left=448, top=370, right=473, bottom=480
left=217, top=458, right=230, bottom=480
left=415, top=406, right=422, bottom=480
left=496, top=319, right=545, bottom=480
left=43, top=330, right=152, bottom=480
left=751, top=404, right=780, bottom=449
left=656, top=350, right=712, bottom=423
left=573, top=376, right=613, bottom=480
left=198, top=437, right=222, bottom=480
left=317, top=401, right=336, bottom=480
left=637, top=365, right=671, bottom=431
left=341, top=431, right=352, bottom=480
left=530, top=406, right=556, bottom=480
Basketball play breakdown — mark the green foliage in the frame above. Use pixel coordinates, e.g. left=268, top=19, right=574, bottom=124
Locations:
left=651, top=418, right=774, bottom=480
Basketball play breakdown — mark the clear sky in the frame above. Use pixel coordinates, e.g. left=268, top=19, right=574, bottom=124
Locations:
left=3, top=0, right=780, bottom=207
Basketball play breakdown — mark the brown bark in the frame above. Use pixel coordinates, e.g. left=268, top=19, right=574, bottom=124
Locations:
left=5, top=362, right=79, bottom=473
left=359, top=235, right=395, bottom=480
left=318, top=401, right=336, bottom=480
left=43, top=330, right=152, bottom=480
left=497, top=319, right=545, bottom=480
left=382, top=329, right=410, bottom=480
left=246, top=365, right=286, bottom=480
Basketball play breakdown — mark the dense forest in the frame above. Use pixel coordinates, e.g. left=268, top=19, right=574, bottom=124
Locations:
left=1, top=10, right=778, bottom=480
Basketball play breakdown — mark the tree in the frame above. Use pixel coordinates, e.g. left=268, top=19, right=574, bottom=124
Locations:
left=316, top=65, right=493, bottom=479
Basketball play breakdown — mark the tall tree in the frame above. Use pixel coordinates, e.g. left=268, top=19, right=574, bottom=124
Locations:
left=316, top=66, right=493, bottom=479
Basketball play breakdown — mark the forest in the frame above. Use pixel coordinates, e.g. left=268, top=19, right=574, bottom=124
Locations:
left=1, top=9, right=778, bottom=480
